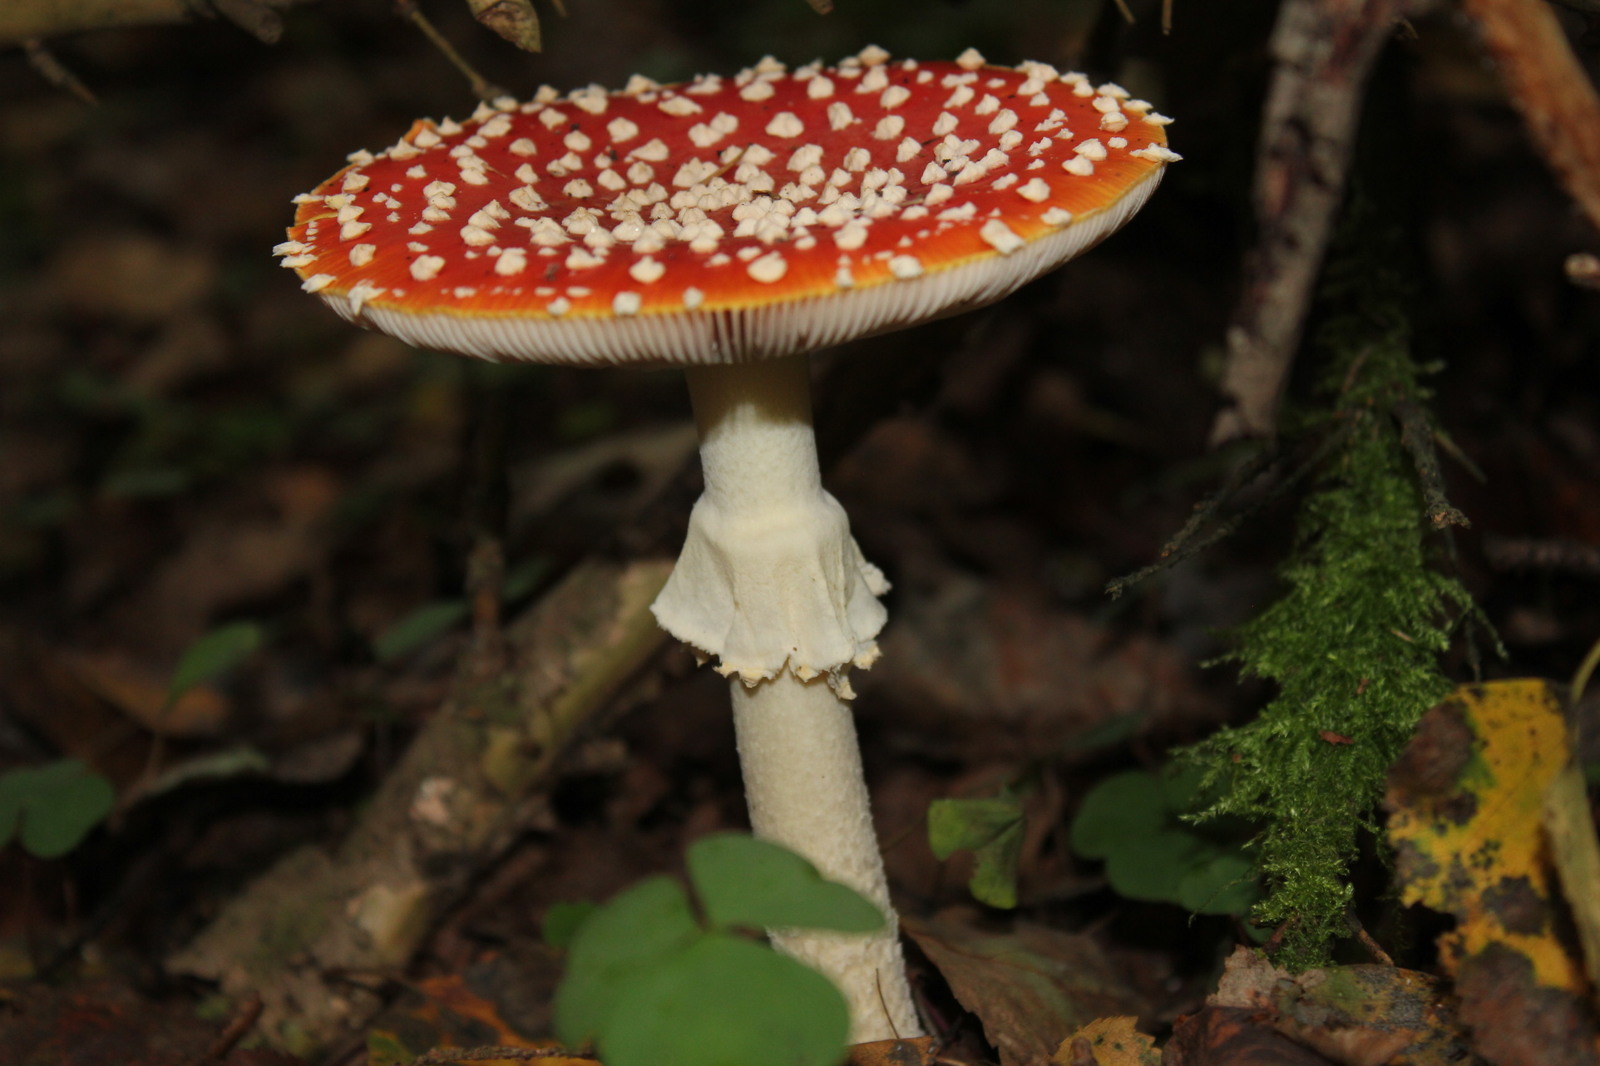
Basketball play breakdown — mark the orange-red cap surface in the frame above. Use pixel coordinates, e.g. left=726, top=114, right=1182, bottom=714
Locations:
left=278, top=47, right=1176, bottom=367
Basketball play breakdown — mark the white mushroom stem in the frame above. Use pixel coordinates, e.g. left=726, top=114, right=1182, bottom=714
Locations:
left=732, top=673, right=921, bottom=1043
left=650, top=353, right=921, bottom=1042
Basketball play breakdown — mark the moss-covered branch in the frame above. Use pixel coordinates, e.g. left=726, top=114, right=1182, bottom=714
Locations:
left=1181, top=204, right=1482, bottom=969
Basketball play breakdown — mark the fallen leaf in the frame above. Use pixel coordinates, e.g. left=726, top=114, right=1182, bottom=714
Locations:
left=1210, top=946, right=1479, bottom=1066
left=1164, top=1006, right=1338, bottom=1066
left=1543, top=758, right=1600, bottom=997
left=366, top=972, right=556, bottom=1066
left=1052, top=1016, right=1158, bottom=1066
left=1383, top=679, right=1600, bottom=1065
left=867, top=576, right=1213, bottom=761
left=847, top=1036, right=938, bottom=1066
left=62, top=649, right=231, bottom=737
left=904, top=914, right=1145, bottom=1066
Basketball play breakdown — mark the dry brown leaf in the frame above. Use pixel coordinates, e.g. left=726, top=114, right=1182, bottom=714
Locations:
left=870, top=576, right=1209, bottom=760
left=905, top=914, right=1145, bottom=1066
left=61, top=649, right=230, bottom=737
left=1164, top=1006, right=1337, bottom=1066
left=846, top=1035, right=938, bottom=1066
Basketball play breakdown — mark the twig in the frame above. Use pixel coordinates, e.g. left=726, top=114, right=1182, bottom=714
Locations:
left=1394, top=400, right=1469, bottom=529
left=1344, top=912, right=1395, bottom=965
left=1105, top=427, right=1346, bottom=598
left=411, top=1047, right=586, bottom=1064
left=198, top=994, right=263, bottom=1063
left=1461, top=0, right=1600, bottom=238
left=1483, top=535, right=1600, bottom=577
left=22, top=40, right=97, bottom=104
left=1209, top=0, right=1429, bottom=446
left=395, top=0, right=505, bottom=100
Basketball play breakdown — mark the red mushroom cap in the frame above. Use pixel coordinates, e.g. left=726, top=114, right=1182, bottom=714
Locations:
left=277, top=47, right=1177, bottom=367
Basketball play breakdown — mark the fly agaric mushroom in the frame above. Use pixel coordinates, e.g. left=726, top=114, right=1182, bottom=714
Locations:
left=277, top=45, right=1176, bottom=1042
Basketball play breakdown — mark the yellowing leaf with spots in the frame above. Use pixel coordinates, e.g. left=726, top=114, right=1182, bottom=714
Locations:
left=1052, top=1017, right=1158, bottom=1066
left=1383, top=680, right=1600, bottom=1064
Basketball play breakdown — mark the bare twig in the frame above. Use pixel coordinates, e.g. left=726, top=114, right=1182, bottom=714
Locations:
left=395, top=0, right=506, bottom=100
left=1344, top=912, right=1395, bottom=965
left=197, top=994, right=263, bottom=1063
left=1462, top=0, right=1600, bottom=237
left=1483, top=535, right=1600, bottom=577
left=22, top=39, right=97, bottom=104
left=1209, top=0, right=1430, bottom=446
left=1105, top=427, right=1346, bottom=598
left=411, top=1047, right=589, bottom=1064
left=1394, top=400, right=1469, bottom=529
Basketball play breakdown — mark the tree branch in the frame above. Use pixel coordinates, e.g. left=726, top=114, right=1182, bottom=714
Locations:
left=1461, top=0, right=1600, bottom=238
left=1209, top=0, right=1429, bottom=446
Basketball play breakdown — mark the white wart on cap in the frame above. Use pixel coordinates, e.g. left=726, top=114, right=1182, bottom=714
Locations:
left=277, top=47, right=1177, bottom=367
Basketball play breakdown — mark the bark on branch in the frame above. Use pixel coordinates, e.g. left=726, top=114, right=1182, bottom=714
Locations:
left=1461, top=0, right=1600, bottom=238
left=1210, top=0, right=1429, bottom=446
left=167, top=557, right=673, bottom=1053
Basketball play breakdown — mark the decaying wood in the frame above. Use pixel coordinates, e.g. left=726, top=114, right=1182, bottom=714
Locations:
left=167, top=557, right=672, bottom=1053
left=1461, top=0, right=1600, bottom=238
left=1210, top=0, right=1428, bottom=446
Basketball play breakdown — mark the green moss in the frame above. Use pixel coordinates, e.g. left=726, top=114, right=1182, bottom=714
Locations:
left=1180, top=206, right=1481, bottom=968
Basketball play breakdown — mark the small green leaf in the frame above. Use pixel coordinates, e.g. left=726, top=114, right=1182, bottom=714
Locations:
left=1104, top=830, right=1209, bottom=903
left=542, top=900, right=598, bottom=950
left=687, top=833, right=884, bottom=935
left=1159, top=761, right=1213, bottom=813
left=168, top=621, right=263, bottom=703
left=1177, top=852, right=1260, bottom=916
left=928, top=796, right=1026, bottom=909
left=553, top=875, right=700, bottom=1047
left=600, top=933, right=850, bottom=1066
left=4, top=760, right=116, bottom=859
left=372, top=601, right=469, bottom=662
left=928, top=796, right=1024, bottom=859
left=966, top=819, right=1024, bottom=909
left=1069, top=771, right=1171, bottom=860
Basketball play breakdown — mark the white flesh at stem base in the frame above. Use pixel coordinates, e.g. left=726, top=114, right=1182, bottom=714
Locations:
left=650, top=353, right=922, bottom=1043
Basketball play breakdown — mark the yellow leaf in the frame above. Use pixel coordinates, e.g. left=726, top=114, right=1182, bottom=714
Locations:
left=1052, top=1016, right=1159, bottom=1066
left=1385, top=680, right=1583, bottom=988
